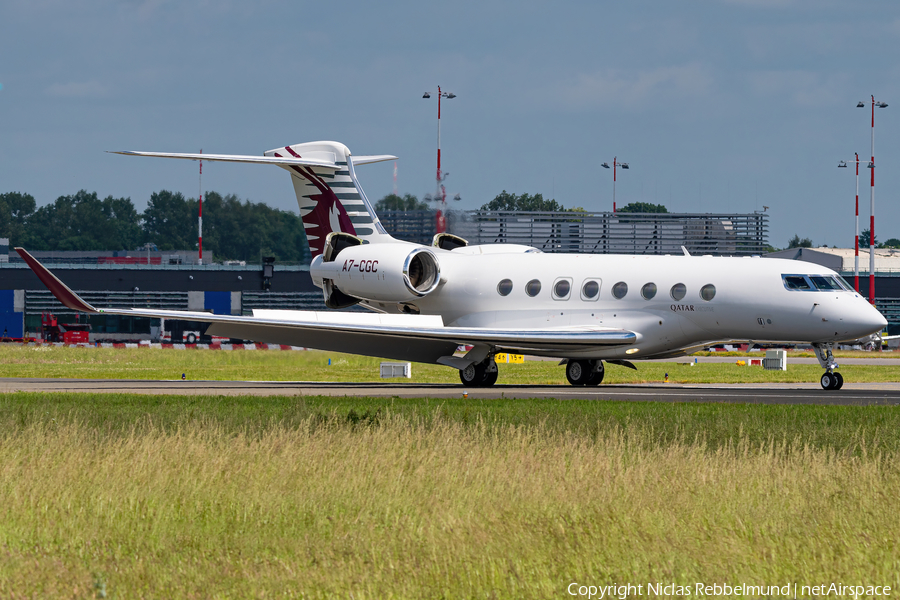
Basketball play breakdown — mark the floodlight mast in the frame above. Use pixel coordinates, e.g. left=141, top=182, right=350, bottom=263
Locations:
left=838, top=153, right=861, bottom=292
left=422, top=87, right=457, bottom=233
left=858, top=96, right=889, bottom=304
left=600, top=157, right=629, bottom=212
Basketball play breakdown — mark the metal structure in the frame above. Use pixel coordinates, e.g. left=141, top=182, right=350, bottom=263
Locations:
left=858, top=95, right=889, bottom=304
left=600, top=158, right=629, bottom=212
left=422, top=86, right=457, bottom=233
left=446, top=210, right=769, bottom=256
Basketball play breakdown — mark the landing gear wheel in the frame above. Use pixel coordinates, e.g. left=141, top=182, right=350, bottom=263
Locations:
left=459, top=360, right=499, bottom=387
left=566, top=360, right=594, bottom=386
left=586, top=362, right=605, bottom=386
left=820, top=372, right=841, bottom=390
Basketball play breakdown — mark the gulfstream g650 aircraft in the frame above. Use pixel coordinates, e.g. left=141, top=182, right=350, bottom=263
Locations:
left=18, top=141, right=887, bottom=390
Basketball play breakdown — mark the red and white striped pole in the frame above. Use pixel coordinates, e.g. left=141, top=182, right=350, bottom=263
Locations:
left=613, top=156, right=617, bottom=213
left=436, top=86, right=445, bottom=233
left=198, top=149, right=203, bottom=266
left=869, top=97, right=875, bottom=304
left=854, top=152, right=860, bottom=292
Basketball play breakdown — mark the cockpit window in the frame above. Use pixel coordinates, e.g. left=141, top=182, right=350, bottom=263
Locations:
left=836, top=275, right=854, bottom=291
left=783, top=275, right=811, bottom=290
left=809, top=276, right=842, bottom=291
left=783, top=274, right=850, bottom=292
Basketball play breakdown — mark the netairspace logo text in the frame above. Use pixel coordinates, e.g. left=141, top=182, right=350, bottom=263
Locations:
left=567, top=582, right=892, bottom=599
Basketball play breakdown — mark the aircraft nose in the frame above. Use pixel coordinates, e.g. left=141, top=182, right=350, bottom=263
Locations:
left=856, top=302, right=888, bottom=334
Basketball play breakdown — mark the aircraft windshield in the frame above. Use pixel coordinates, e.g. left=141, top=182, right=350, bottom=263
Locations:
left=782, top=274, right=852, bottom=292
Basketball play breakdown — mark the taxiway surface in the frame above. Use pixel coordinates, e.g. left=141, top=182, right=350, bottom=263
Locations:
left=4, top=378, right=900, bottom=405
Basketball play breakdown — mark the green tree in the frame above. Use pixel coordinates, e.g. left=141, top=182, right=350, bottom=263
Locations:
left=0, top=192, right=37, bottom=247
left=375, top=193, right=427, bottom=211
left=787, top=234, right=813, bottom=249
left=617, top=202, right=668, bottom=213
left=25, top=190, right=142, bottom=251
left=199, top=191, right=309, bottom=263
left=882, top=238, right=900, bottom=249
left=480, top=191, right=566, bottom=212
left=859, top=228, right=878, bottom=248
left=142, top=190, right=197, bottom=251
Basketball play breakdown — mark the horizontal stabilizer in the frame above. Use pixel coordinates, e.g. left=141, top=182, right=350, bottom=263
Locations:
left=110, top=150, right=398, bottom=170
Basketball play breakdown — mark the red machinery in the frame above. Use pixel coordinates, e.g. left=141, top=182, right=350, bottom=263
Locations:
left=41, top=312, right=91, bottom=344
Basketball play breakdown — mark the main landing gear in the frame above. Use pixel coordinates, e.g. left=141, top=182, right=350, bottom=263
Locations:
left=459, top=357, right=499, bottom=387
left=813, top=342, right=844, bottom=390
left=565, top=360, right=605, bottom=386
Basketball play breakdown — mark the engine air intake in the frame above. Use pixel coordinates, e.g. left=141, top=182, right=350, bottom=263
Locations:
left=404, top=250, right=440, bottom=296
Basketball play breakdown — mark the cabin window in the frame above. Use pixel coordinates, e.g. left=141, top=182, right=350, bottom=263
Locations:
left=581, top=279, right=601, bottom=301
left=552, top=278, right=572, bottom=300
left=497, top=279, right=513, bottom=296
left=670, top=283, right=686, bottom=301
left=700, top=284, right=716, bottom=301
left=612, top=281, right=628, bottom=299
left=525, top=279, right=542, bottom=297
left=641, top=283, right=657, bottom=300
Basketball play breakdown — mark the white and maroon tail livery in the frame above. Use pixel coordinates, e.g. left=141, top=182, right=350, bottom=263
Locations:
left=265, top=142, right=391, bottom=256
left=110, top=141, right=397, bottom=257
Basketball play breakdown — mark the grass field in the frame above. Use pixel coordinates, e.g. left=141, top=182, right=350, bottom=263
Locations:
left=3, top=346, right=900, bottom=597
left=3, top=343, right=900, bottom=384
left=0, top=393, right=898, bottom=598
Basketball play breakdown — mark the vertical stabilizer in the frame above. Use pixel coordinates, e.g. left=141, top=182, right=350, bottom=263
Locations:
left=266, top=141, right=391, bottom=257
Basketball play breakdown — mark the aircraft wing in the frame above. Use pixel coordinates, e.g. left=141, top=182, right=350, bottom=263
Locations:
left=16, top=248, right=636, bottom=365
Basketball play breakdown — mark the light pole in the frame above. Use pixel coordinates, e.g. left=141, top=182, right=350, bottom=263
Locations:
left=838, top=154, right=862, bottom=292
left=423, top=87, right=457, bottom=233
left=601, top=158, right=629, bottom=212
left=857, top=96, right=889, bottom=304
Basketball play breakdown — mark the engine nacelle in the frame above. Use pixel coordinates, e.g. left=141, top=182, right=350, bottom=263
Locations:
left=311, top=244, right=441, bottom=303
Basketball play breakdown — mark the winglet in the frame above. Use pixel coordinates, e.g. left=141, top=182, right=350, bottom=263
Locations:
left=15, top=248, right=98, bottom=313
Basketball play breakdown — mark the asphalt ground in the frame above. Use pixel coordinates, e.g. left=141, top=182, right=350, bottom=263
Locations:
left=4, top=378, right=900, bottom=405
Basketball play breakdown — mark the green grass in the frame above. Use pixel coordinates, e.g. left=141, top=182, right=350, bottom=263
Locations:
left=3, top=344, right=900, bottom=384
left=0, top=393, right=898, bottom=597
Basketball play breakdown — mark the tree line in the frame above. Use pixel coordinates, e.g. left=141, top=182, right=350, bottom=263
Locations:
left=2, top=188, right=670, bottom=262
left=0, top=190, right=311, bottom=263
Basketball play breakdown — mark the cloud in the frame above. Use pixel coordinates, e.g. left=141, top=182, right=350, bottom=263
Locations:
left=746, top=70, right=852, bottom=107
left=552, top=63, right=713, bottom=110
left=46, top=80, right=111, bottom=98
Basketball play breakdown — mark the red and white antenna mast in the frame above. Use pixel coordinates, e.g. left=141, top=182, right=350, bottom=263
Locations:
left=198, top=149, right=203, bottom=265
left=858, top=95, right=889, bottom=304
left=393, top=161, right=398, bottom=196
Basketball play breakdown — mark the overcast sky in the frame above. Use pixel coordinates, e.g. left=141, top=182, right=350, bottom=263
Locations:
left=2, top=0, right=898, bottom=249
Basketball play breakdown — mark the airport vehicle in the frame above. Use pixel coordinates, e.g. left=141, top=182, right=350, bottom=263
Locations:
left=17, top=141, right=887, bottom=389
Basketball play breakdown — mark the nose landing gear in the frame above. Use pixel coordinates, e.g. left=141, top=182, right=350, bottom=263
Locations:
left=813, top=342, right=844, bottom=390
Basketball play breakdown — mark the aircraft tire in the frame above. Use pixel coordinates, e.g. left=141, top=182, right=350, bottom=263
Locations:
left=566, top=360, right=593, bottom=386
left=820, top=372, right=839, bottom=390
left=834, top=372, right=844, bottom=389
left=459, top=360, right=498, bottom=387
left=587, top=362, right=605, bottom=386
left=460, top=362, right=486, bottom=386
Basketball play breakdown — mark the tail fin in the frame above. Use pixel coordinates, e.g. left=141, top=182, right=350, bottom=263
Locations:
left=266, top=141, right=394, bottom=257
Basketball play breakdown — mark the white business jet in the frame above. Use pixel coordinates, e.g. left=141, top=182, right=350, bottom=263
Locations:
left=17, top=141, right=887, bottom=390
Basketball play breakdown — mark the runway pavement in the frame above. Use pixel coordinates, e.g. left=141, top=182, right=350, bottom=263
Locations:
left=4, top=377, right=900, bottom=405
